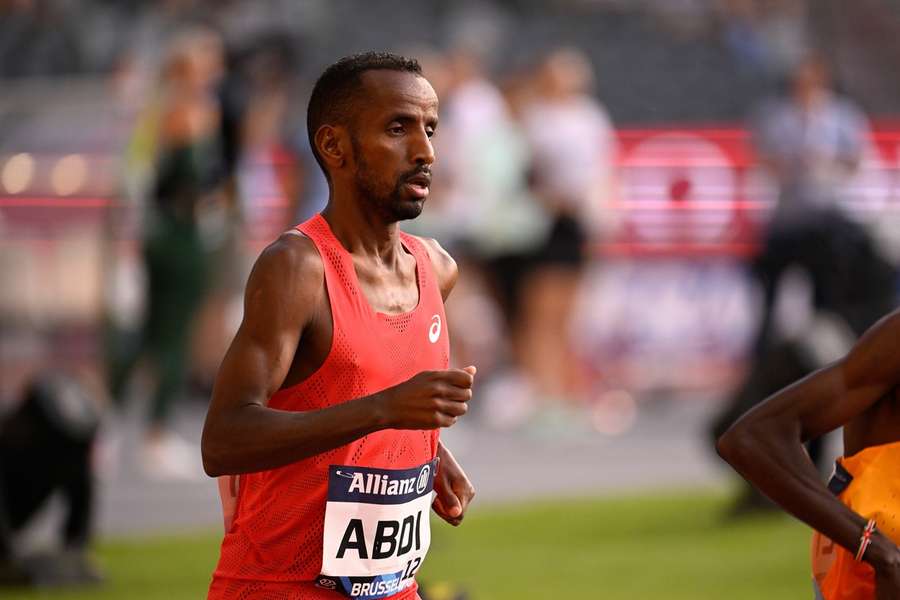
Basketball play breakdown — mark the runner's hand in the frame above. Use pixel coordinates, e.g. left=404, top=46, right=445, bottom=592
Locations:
left=432, top=442, right=475, bottom=526
left=377, top=366, right=476, bottom=430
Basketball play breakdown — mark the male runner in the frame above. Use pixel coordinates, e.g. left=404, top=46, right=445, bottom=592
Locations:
left=202, top=52, right=476, bottom=600
left=718, top=310, right=900, bottom=599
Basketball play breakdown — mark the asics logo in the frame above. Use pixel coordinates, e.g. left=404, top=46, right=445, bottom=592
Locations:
left=428, top=315, right=441, bottom=343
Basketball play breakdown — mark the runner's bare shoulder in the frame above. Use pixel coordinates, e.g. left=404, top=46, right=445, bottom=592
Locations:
left=415, top=236, right=458, bottom=299
left=243, top=230, right=326, bottom=324
left=844, top=309, right=900, bottom=387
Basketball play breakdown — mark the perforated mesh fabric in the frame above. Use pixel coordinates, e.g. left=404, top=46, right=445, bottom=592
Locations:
left=382, top=311, right=414, bottom=334
left=209, top=215, right=448, bottom=599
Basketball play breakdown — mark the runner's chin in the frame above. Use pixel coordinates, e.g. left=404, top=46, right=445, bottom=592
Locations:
left=393, top=196, right=425, bottom=221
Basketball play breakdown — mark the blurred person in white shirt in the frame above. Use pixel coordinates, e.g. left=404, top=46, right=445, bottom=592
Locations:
left=514, top=47, right=617, bottom=412
left=405, top=48, right=551, bottom=428
left=522, top=48, right=617, bottom=235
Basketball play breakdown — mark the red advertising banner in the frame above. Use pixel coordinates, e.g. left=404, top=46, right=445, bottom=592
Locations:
left=606, top=125, right=900, bottom=256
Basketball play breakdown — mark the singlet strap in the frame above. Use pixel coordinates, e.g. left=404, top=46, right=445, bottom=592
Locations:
left=398, top=231, right=438, bottom=303
left=295, top=214, right=362, bottom=315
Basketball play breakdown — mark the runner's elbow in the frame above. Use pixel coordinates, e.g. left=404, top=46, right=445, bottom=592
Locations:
left=201, top=442, right=224, bottom=477
left=716, top=421, right=757, bottom=470
left=201, top=425, right=231, bottom=477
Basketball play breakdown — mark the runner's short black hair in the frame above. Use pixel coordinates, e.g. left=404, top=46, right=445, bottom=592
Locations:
left=307, top=52, right=423, bottom=178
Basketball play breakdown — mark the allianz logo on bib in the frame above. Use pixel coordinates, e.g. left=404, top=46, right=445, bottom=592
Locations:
left=328, top=460, right=436, bottom=505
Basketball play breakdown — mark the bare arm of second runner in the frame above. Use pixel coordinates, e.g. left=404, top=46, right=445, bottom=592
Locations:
left=717, top=311, right=900, bottom=581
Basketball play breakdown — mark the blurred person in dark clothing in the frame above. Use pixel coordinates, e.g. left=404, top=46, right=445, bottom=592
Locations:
left=717, top=0, right=811, bottom=80
left=712, top=54, right=896, bottom=515
left=107, top=27, right=228, bottom=480
left=749, top=53, right=892, bottom=359
left=0, top=373, right=102, bottom=587
left=0, top=1, right=81, bottom=79
left=224, top=32, right=301, bottom=235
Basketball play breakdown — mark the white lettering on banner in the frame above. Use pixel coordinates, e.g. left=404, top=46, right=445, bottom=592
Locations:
left=348, top=575, right=424, bottom=598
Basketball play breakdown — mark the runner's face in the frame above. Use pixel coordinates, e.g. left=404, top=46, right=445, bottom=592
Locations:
left=349, top=70, right=438, bottom=222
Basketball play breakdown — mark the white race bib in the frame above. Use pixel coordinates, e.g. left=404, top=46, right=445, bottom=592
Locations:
left=316, top=459, right=436, bottom=599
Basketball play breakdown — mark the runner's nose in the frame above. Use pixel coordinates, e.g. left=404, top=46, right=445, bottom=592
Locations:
left=410, top=128, right=434, bottom=166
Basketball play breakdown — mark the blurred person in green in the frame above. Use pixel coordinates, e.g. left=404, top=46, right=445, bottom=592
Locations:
left=107, top=27, right=229, bottom=480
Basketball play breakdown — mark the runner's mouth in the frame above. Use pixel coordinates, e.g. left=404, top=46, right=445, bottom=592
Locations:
left=404, top=174, right=431, bottom=198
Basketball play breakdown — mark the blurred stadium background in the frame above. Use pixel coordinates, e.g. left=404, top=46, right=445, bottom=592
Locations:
left=2, top=0, right=900, bottom=598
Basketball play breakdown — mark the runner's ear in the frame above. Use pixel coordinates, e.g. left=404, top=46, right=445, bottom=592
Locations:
left=315, top=125, right=347, bottom=170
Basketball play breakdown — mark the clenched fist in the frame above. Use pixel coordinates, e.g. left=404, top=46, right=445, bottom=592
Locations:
left=375, top=366, right=476, bottom=430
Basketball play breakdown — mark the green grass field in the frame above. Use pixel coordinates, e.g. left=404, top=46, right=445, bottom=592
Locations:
left=1, top=489, right=812, bottom=600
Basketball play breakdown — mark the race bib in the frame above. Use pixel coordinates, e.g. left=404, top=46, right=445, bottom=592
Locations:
left=316, top=459, right=436, bottom=599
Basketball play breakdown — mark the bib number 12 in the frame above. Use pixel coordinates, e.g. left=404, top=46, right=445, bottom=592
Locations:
left=401, top=557, right=422, bottom=581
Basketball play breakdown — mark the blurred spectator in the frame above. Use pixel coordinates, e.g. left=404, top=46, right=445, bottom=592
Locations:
left=717, top=0, right=769, bottom=74
left=185, top=32, right=300, bottom=392
left=408, top=47, right=560, bottom=429
left=401, top=47, right=534, bottom=387
left=0, top=1, right=82, bottom=79
left=0, top=372, right=102, bottom=587
left=228, top=33, right=301, bottom=236
left=645, top=0, right=714, bottom=40
left=514, top=47, right=616, bottom=411
left=753, top=0, right=810, bottom=78
left=749, top=53, right=890, bottom=351
left=522, top=48, right=616, bottom=237
left=717, top=0, right=811, bottom=79
left=414, top=47, right=528, bottom=248
left=107, top=27, right=228, bottom=480
left=712, top=53, right=897, bottom=514
left=753, top=53, right=868, bottom=210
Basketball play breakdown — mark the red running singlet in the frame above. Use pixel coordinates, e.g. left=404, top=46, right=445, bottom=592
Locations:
left=209, top=214, right=449, bottom=600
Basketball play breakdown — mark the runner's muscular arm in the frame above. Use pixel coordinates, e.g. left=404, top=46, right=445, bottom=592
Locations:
left=201, top=233, right=474, bottom=477
left=717, top=311, right=900, bottom=574
left=420, top=237, right=476, bottom=525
